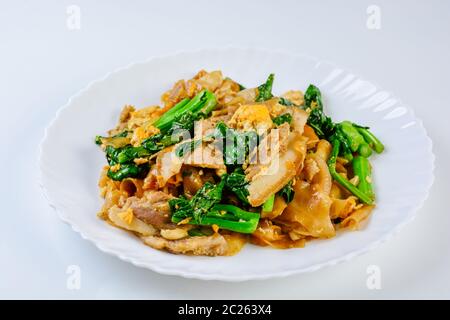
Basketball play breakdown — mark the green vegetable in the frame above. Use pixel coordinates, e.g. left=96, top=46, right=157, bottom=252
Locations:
left=170, top=178, right=226, bottom=223
left=277, top=180, right=295, bottom=203
left=304, top=84, right=323, bottom=110
left=95, top=130, right=130, bottom=146
left=328, top=139, right=374, bottom=205
left=169, top=177, right=260, bottom=234
left=107, top=163, right=149, bottom=181
left=175, top=139, right=202, bottom=157
left=116, top=146, right=151, bottom=164
left=255, top=74, right=274, bottom=102
left=140, top=133, right=167, bottom=153
left=304, top=84, right=383, bottom=203
left=339, top=121, right=370, bottom=154
left=262, top=194, right=275, bottom=212
left=214, top=122, right=258, bottom=166
left=155, top=91, right=216, bottom=134
left=278, top=97, right=295, bottom=106
left=272, top=113, right=292, bottom=126
left=105, top=145, right=121, bottom=165
left=225, top=168, right=250, bottom=205
left=330, top=126, right=354, bottom=161
left=203, top=204, right=260, bottom=234
left=104, top=145, right=149, bottom=181
left=352, top=155, right=374, bottom=202
left=354, top=124, right=385, bottom=154
left=97, top=90, right=218, bottom=181
left=152, top=98, right=190, bottom=133
left=358, top=143, right=373, bottom=158
left=307, top=107, right=335, bottom=139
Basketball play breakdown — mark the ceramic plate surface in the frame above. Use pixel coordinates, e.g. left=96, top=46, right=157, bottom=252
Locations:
left=39, top=48, right=434, bottom=281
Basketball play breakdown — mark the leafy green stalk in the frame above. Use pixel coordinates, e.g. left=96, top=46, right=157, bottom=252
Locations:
left=278, top=97, right=295, bottom=106
left=175, top=139, right=202, bottom=157
left=214, top=122, right=258, bottom=166
left=224, top=168, right=250, bottom=205
left=255, top=74, right=274, bottom=102
left=201, top=204, right=260, bottom=234
left=277, top=180, right=295, bottom=203
left=339, top=121, right=372, bottom=157
left=328, top=140, right=374, bottom=205
left=169, top=176, right=260, bottom=234
left=272, top=113, right=292, bottom=126
left=116, top=146, right=152, bottom=163
left=352, top=156, right=374, bottom=202
left=170, top=178, right=226, bottom=224
left=97, top=91, right=218, bottom=181
left=355, top=125, right=385, bottom=154
left=209, top=204, right=259, bottom=221
left=304, top=84, right=323, bottom=110
left=261, top=194, right=275, bottom=212
left=307, top=108, right=335, bottom=139
left=107, top=163, right=149, bottom=181
left=151, top=98, right=190, bottom=132
left=332, top=126, right=354, bottom=161
left=154, top=91, right=216, bottom=134
left=95, top=130, right=130, bottom=146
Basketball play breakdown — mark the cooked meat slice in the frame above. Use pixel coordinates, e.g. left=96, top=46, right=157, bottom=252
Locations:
left=126, top=191, right=173, bottom=229
left=132, top=207, right=171, bottom=230
left=142, top=234, right=228, bottom=256
left=141, top=233, right=246, bottom=256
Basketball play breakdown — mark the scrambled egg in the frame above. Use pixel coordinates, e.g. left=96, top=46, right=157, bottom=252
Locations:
left=229, top=103, right=273, bottom=132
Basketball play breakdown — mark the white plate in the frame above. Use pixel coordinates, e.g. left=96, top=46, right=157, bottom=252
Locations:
left=39, top=48, right=434, bottom=281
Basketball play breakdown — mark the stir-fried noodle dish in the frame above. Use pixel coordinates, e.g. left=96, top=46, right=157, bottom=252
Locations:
left=95, top=70, right=385, bottom=256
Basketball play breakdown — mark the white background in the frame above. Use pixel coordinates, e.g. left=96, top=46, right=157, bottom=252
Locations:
left=1, top=0, right=449, bottom=299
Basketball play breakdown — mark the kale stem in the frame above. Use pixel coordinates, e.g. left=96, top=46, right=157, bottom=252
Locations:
left=261, top=194, right=275, bottom=212
left=352, top=155, right=374, bottom=202
left=328, top=140, right=374, bottom=205
left=212, top=204, right=260, bottom=221
left=255, top=74, right=274, bottom=102
left=199, top=217, right=259, bottom=234
left=356, top=127, right=385, bottom=154
left=152, top=98, right=190, bottom=129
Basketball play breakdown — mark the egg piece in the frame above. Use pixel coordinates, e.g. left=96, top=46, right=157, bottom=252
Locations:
left=229, top=103, right=273, bottom=132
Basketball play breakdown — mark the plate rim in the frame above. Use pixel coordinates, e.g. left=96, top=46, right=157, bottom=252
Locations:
left=38, top=46, right=436, bottom=281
